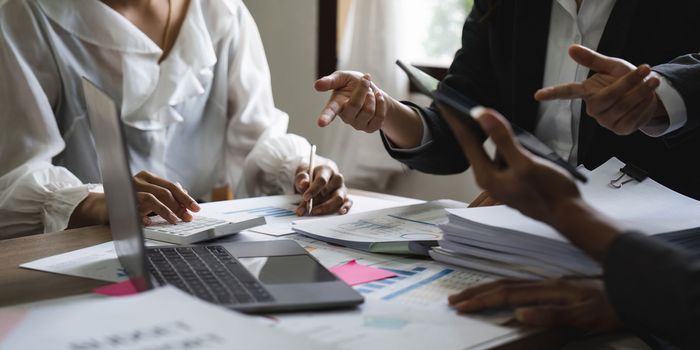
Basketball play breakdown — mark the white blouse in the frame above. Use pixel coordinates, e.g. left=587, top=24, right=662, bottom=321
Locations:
left=0, top=0, right=332, bottom=238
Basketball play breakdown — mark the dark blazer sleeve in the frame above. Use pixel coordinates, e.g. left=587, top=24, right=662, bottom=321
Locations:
left=603, top=232, right=700, bottom=349
left=382, top=0, right=500, bottom=175
left=380, top=102, right=469, bottom=174
left=653, top=54, right=700, bottom=143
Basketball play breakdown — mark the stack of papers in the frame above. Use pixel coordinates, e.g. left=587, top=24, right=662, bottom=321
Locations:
left=432, top=158, right=700, bottom=279
left=293, top=200, right=466, bottom=255
left=0, top=287, right=324, bottom=350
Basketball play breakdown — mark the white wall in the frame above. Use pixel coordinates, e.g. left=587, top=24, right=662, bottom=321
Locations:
left=243, top=0, right=481, bottom=203
left=242, top=0, right=325, bottom=145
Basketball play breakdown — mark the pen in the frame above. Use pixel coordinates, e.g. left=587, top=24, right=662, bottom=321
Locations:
left=307, top=144, right=316, bottom=216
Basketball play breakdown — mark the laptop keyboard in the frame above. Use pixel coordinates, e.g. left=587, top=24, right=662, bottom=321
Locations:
left=146, top=245, right=274, bottom=305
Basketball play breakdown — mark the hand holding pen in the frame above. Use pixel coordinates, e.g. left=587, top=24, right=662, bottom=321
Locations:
left=293, top=144, right=353, bottom=216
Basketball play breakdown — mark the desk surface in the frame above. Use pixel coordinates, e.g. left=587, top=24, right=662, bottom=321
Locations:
left=0, top=190, right=574, bottom=349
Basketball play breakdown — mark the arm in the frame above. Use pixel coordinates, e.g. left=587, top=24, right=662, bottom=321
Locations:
left=534, top=45, right=695, bottom=138
left=386, top=0, right=501, bottom=173
left=652, top=53, right=700, bottom=139
left=0, top=3, right=92, bottom=237
left=603, top=232, right=700, bottom=349
left=314, top=0, right=499, bottom=175
left=450, top=107, right=700, bottom=347
left=0, top=3, right=202, bottom=237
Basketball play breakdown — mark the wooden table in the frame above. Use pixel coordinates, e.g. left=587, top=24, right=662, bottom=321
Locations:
left=0, top=190, right=577, bottom=349
left=0, top=225, right=112, bottom=306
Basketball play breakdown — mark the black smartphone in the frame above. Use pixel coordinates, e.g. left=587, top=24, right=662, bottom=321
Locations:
left=396, top=60, right=587, bottom=183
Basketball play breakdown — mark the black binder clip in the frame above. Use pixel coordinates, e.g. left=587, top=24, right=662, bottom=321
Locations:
left=608, top=163, right=648, bottom=189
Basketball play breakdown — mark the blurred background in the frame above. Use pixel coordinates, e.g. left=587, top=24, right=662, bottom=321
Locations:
left=242, top=0, right=480, bottom=202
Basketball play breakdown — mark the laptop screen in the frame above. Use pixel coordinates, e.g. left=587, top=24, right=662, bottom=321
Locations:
left=81, top=78, right=151, bottom=291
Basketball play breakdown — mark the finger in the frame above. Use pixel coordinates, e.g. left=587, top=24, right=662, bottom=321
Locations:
left=314, top=71, right=355, bottom=92
left=452, top=282, right=577, bottom=313
left=137, top=192, right=178, bottom=224
left=608, top=86, right=659, bottom=136
left=472, top=108, right=530, bottom=170
left=295, top=202, right=307, bottom=216
left=448, top=279, right=528, bottom=305
left=136, top=171, right=199, bottom=212
left=338, top=77, right=371, bottom=126
left=442, top=106, right=496, bottom=185
left=318, top=173, right=344, bottom=199
left=468, top=191, right=490, bottom=208
left=588, top=65, right=652, bottom=115
left=295, top=170, right=311, bottom=194
left=366, top=90, right=386, bottom=132
left=339, top=197, right=353, bottom=215
left=534, top=83, right=588, bottom=101
left=303, top=165, right=333, bottom=201
left=310, top=190, right=345, bottom=215
left=606, top=75, right=659, bottom=123
left=352, top=91, right=376, bottom=130
left=317, top=96, right=346, bottom=127
left=568, top=44, right=621, bottom=74
left=135, top=181, right=192, bottom=222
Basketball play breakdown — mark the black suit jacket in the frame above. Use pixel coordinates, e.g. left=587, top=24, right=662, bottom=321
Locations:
left=384, top=0, right=700, bottom=199
left=605, top=233, right=700, bottom=349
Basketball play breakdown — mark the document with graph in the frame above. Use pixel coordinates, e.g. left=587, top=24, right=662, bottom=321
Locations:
left=292, top=200, right=465, bottom=255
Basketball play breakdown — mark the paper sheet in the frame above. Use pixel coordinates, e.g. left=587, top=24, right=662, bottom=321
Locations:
left=447, top=158, right=700, bottom=240
left=273, top=300, right=520, bottom=350
left=20, top=240, right=169, bottom=283
left=0, top=287, right=323, bottom=350
left=200, top=194, right=414, bottom=237
left=290, top=234, right=510, bottom=324
left=20, top=241, right=127, bottom=282
left=293, top=200, right=465, bottom=243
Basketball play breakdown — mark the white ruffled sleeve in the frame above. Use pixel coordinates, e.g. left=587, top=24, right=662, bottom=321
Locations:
left=0, top=2, right=90, bottom=238
left=0, top=163, right=94, bottom=237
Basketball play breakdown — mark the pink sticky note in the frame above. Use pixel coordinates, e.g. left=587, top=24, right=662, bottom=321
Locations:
left=93, top=280, right=139, bottom=296
left=330, top=260, right=397, bottom=286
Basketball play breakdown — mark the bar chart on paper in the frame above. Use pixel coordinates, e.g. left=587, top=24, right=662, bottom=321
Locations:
left=356, top=263, right=493, bottom=307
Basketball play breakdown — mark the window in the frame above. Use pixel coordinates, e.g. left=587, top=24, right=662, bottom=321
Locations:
left=318, top=0, right=472, bottom=80
left=399, top=0, right=472, bottom=68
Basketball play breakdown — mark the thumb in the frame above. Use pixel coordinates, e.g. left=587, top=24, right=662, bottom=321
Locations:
left=568, top=44, right=619, bottom=74
left=472, top=107, right=528, bottom=168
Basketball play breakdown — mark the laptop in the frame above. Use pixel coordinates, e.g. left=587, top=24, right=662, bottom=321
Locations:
left=81, top=77, right=364, bottom=313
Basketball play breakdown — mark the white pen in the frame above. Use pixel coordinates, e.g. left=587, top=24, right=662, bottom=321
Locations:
left=307, top=144, right=316, bottom=216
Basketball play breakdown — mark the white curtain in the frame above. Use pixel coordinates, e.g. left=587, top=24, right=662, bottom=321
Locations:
left=322, top=0, right=408, bottom=191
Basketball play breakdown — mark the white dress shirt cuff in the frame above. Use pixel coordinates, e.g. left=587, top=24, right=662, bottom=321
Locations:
left=641, top=75, right=687, bottom=137
left=239, top=133, right=337, bottom=197
left=43, top=184, right=93, bottom=233
left=384, top=106, right=433, bottom=153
